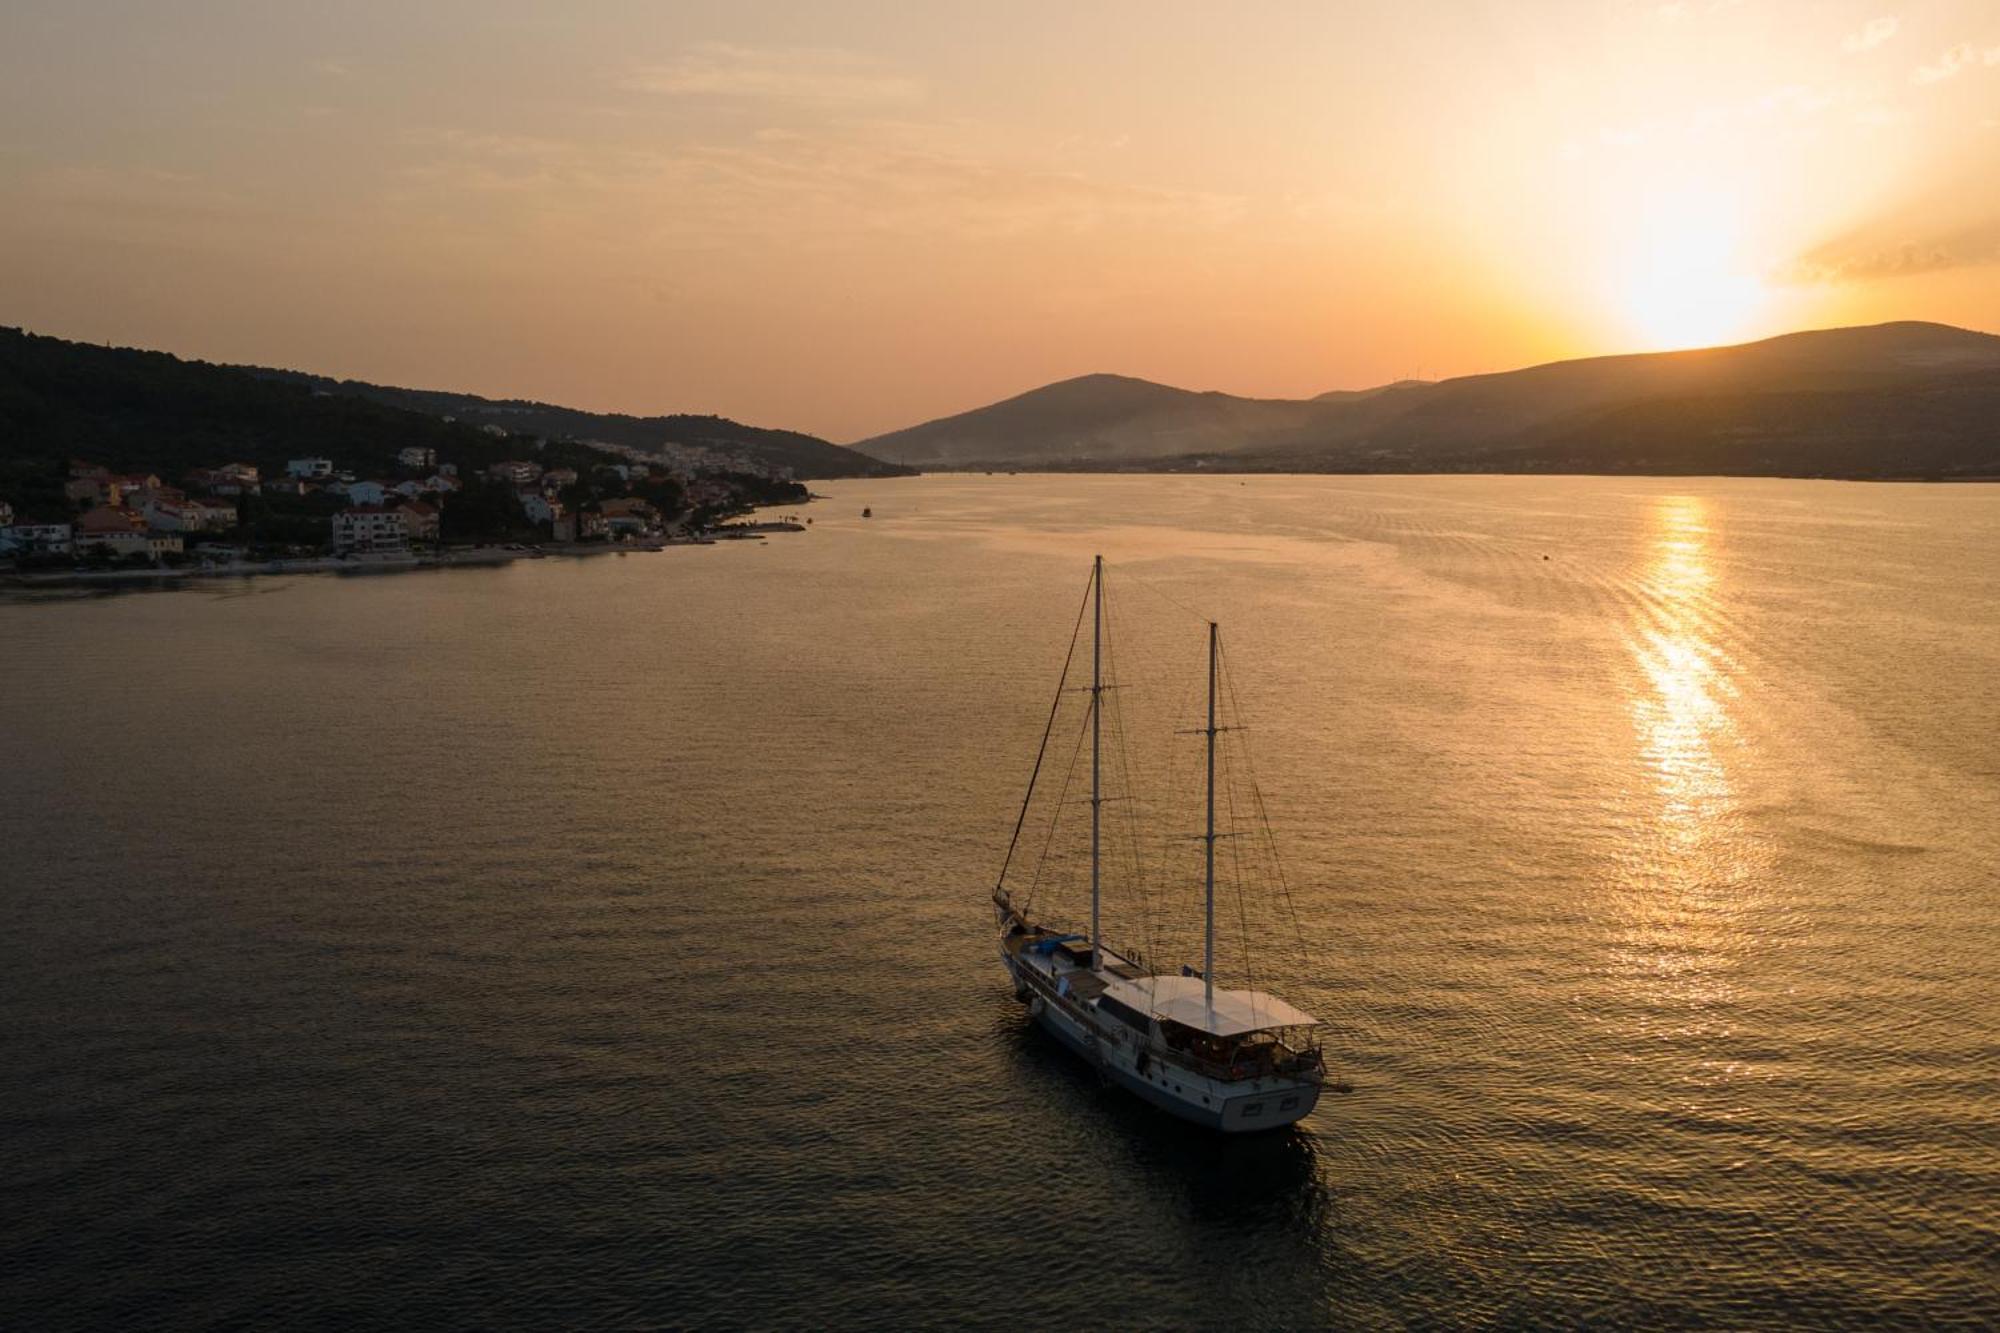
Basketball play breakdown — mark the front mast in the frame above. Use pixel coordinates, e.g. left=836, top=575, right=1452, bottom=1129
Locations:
left=1090, top=554, right=1103, bottom=973
left=1204, top=621, right=1218, bottom=1013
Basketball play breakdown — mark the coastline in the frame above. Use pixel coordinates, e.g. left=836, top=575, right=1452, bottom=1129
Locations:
left=0, top=510, right=812, bottom=592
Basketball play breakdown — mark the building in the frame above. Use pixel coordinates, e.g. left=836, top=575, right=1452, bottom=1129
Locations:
left=541, top=467, right=578, bottom=490
left=196, top=469, right=255, bottom=496
left=187, top=497, right=238, bottom=530
left=0, top=501, right=12, bottom=527
left=1, top=522, right=73, bottom=555
left=125, top=483, right=186, bottom=515
left=393, top=499, right=440, bottom=542
left=74, top=505, right=179, bottom=559
left=598, top=496, right=657, bottom=535
left=75, top=504, right=147, bottom=542
left=517, top=491, right=562, bottom=525
left=396, top=446, right=437, bottom=470
left=488, top=460, right=542, bottom=486
left=88, top=530, right=183, bottom=560
left=342, top=480, right=390, bottom=505
left=137, top=499, right=193, bottom=531
left=553, top=510, right=608, bottom=542
left=332, top=505, right=411, bottom=553
left=286, top=458, right=335, bottom=478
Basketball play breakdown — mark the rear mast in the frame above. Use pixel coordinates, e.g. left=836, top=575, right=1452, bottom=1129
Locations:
left=1203, top=620, right=1218, bottom=1013
left=1090, top=554, right=1103, bottom=973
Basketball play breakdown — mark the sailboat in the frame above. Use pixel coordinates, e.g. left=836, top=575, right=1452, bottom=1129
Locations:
left=992, top=556, right=1326, bottom=1132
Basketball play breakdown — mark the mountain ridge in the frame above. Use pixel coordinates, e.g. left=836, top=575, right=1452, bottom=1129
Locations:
left=853, top=322, right=2000, bottom=478
left=243, top=369, right=910, bottom=480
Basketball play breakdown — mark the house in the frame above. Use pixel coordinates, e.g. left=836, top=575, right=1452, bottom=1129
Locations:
left=111, top=472, right=163, bottom=493
left=426, top=473, right=462, bottom=494
left=141, top=496, right=234, bottom=532
left=124, top=483, right=186, bottom=514
left=437, top=463, right=459, bottom=478
left=218, top=463, right=260, bottom=484
left=488, top=460, right=542, bottom=486
left=286, top=458, right=334, bottom=478
left=75, top=504, right=147, bottom=541
left=186, top=497, right=237, bottom=530
left=396, top=446, right=436, bottom=470
left=89, top=530, right=183, bottom=560
left=553, top=510, right=608, bottom=542
left=480, top=423, right=508, bottom=438
left=517, top=491, right=562, bottom=525
left=137, top=499, right=193, bottom=531
left=343, top=480, right=390, bottom=505
left=74, top=505, right=179, bottom=558
left=198, top=471, right=254, bottom=496
left=541, top=467, right=578, bottom=490
left=65, top=476, right=108, bottom=504
left=1, top=522, right=74, bottom=554
left=332, top=505, right=411, bottom=553
left=598, top=496, right=656, bottom=535
left=0, top=501, right=12, bottom=527
left=393, top=499, right=440, bottom=542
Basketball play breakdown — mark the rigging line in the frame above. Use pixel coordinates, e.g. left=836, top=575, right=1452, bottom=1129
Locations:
left=1101, top=580, right=1157, bottom=968
left=1222, top=691, right=1257, bottom=1010
left=1218, top=635, right=1311, bottom=958
left=996, top=567, right=1094, bottom=894
left=1023, top=693, right=1095, bottom=920
left=1118, top=563, right=1214, bottom=632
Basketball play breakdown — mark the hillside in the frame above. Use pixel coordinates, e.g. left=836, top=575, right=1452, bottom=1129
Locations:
left=853, top=373, right=1320, bottom=466
left=857, top=322, right=2000, bottom=478
left=1, top=327, right=550, bottom=519
left=245, top=371, right=910, bottom=480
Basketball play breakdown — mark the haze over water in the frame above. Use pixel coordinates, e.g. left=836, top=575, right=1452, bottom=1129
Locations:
left=3, top=475, right=1996, bottom=1327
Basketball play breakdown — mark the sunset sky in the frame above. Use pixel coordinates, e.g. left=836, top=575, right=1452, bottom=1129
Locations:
left=5, top=1, right=2000, bottom=441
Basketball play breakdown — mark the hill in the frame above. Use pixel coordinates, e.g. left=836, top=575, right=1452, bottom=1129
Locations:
left=856, top=323, right=2000, bottom=479
left=244, top=371, right=910, bottom=480
left=1, top=327, right=556, bottom=520
left=852, top=373, right=1321, bottom=466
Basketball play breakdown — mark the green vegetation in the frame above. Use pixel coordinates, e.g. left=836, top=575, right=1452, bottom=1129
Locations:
left=0, top=328, right=810, bottom=551
left=243, top=373, right=915, bottom=480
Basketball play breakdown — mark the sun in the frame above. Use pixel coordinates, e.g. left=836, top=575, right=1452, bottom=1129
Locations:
left=1617, top=189, right=1770, bottom=350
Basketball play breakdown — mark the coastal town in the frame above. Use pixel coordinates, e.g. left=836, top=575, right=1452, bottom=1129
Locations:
left=0, top=434, right=812, bottom=580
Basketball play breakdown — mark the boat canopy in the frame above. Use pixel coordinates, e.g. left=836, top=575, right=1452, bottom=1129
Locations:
left=1103, top=975, right=1319, bottom=1037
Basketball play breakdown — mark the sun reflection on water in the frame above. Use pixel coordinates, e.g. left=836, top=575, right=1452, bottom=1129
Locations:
left=1610, top=495, right=1766, bottom=1055
left=1630, top=496, right=1735, bottom=847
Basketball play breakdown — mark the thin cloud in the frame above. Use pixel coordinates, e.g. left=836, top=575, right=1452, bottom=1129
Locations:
left=1841, top=17, right=1899, bottom=54
left=1913, top=43, right=2000, bottom=85
left=621, top=44, right=922, bottom=107
left=1785, top=217, right=2000, bottom=282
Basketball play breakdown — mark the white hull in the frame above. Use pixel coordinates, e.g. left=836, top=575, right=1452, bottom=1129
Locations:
left=999, top=926, right=1321, bottom=1134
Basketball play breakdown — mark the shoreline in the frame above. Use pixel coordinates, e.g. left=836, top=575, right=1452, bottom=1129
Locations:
left=0, top=509, right=813, bottom=592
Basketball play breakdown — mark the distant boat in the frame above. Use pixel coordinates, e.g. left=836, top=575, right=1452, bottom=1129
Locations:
left=993, top=556, right=1326, bottom=1132
left=862, top=507, right=872, bottom=518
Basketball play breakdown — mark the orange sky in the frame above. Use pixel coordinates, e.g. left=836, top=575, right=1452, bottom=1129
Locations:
left=5, top=1, right=2000, bottom=441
